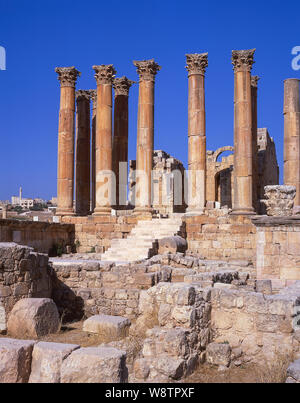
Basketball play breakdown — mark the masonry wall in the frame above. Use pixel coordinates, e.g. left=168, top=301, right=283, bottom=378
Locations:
left=211, top=287, right=300, bottom=363
left=0, top=219, right=74, bottom=255
left=61, top=215, right=139, bottom=254
left=184, top=210, right=257, bottom=264
left=0, top=243, right=52, bottom=332
left=254, top=217, right=300, bottom=288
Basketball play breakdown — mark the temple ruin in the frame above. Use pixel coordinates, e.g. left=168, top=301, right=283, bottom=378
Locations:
left=1, top=50, right=300, bottom=384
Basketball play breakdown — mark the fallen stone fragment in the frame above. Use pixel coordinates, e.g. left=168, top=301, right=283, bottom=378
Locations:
left=286, top=359, right=300, bottom=383
left=206, top=342, right=232, bottom=367
left=0, top=338, right=35, bottom=383
left=158, top=236, right=187, bottom=255
left=29, top=341, right=80, bottom=383
left=60, top=346, right=127, bottom=383
left=7, top=298, right=60, bottom=338
left=83, top=314, right=131, bottom=341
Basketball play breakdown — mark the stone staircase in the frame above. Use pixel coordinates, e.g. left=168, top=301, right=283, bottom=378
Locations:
left=101, top=215, right=184, bottom=263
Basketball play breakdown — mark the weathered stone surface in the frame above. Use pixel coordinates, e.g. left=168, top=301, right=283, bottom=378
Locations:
left=83, top=314, right=131, bottom=341
left=286, top=359, right=300, bottom=382
left=29, top=342, right=79, bottom=383
left=7, top=298, right=60, bottom=338
left=206, top=342, right=231, bottom=367
left=60, top=346, right=127, bottom=383
left=158, top=236, right=187, bottom=255
left=256, top=279, right=272, bottom=295
left=262, top=185, right=296, bottom=217
left=0, top=303, right=6, bottom=333
left=0, top=338, right=35, bottom=383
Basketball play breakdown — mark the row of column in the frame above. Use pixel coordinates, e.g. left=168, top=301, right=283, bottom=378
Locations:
left=56, top=53, right=300, bottom=217
left=55, top=60, right=160, bottom=216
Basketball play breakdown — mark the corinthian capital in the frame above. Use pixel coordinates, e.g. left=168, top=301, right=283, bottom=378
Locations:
left=185, top=53, right=208, bottom=76
left=133, top=59, right=161, bottom=82
left=55, top=67, right=81, bottom=87
left=251, top=75, right=260, bottom=88
left=93, top=65, right=116, bottom=85
left=89, top=89, right=97, bottom=103
left=113, top=76, right=136, bottom=96
left=232, top=49, right=256, bottom=72
left=76, top=90, right=92, bottom=102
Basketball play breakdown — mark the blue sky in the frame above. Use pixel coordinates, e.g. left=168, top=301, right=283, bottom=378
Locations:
left=0, top=0, right=299, bottom=200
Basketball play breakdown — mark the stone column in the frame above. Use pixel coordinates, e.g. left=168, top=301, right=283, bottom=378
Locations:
left=185, top=53, right=208, bottom=215
left=251, top=75, right=259, bottom=211
left=2, top=205, right=7, bottom=219
left=75, top=90, right=91, bottom=216
left=90, top=90, right=97, bottom=212
left=92, top=65, right=116, bottom=215
left=231, top=49, right=256, bottom=215
left=133, top=59, right=161, bottom=214
left=55, top=67, right=81, bottom=216
left=284, top=79, right=300, bottom=209
left=112, top=77, right=135, bottom=208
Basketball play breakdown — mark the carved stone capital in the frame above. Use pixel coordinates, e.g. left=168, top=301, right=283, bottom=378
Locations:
left=113, top=76, right=136, bottom=96
left=262, top=185, right=296, bottom=217
left=185, top=53, right=208, bottom=76
left=76, top=90, right=92, bottom=102
left=93, top=65, right=116, bottom=85
left=133, top=59, right=161, bottom=82
left=232, top=49, right=256, bottom=73
left=55, top=67, right=81, bottom=87
left=89, top=90, right=97, bottom=105
left=251, top=75, right=260, bottom=88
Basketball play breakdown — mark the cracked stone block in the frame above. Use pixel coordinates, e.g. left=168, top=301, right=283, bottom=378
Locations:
left=83, top=314, right=131, bottom=341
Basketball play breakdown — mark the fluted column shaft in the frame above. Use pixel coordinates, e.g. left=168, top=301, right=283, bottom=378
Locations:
left=251, top=76, right=259, bottom=211
left=55, top=67, right=80, bottom=216
left=133, top=59, right=161, bottom=213
left=90, top=90, right=97, bottom=212
left=186, top=53, right=208, bottom=214
left=92, top=65, right=116, bottom=215
left=113, top=77, right=135, bottom=207
left=284, top=79, right=300, bottom=207
left=232, top=49, right=256, bottom=215
left=75, top=90, right=91, bottom=216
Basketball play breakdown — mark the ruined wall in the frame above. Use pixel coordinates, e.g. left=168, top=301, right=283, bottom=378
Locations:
left=0, top=243, right=52, bottom=332
left=61, top=215, right=138, bottom=254
left=254, top=216, right=300, bottom=289
left=184, top=209, right=257, bottom=265
left=0, top=219, right=74, bottom=255
left=211, top=286, right=300, bottom=364
left=50, top=259, right=170, bottom=321
left=129, top=150, right=186, bottom=214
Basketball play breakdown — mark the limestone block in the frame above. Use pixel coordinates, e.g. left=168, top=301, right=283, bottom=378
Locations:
left=60, top=346, right=127, bottom=383
left=158, top=236, right=187, bottom=255
left=29, top=342, right=80, bottom=383
left=206, top=342, right=231, bottom=367
left=7, top=298, right=60, bottom=338
left=142, top=327, right=190, bottom=358
left=256, top=280, right=272, bottom=295
left=0, top=338, right=35, bottom=383
left=83, top=314, right=131, bottom=341
left=153, top=357, right=185, bottom=380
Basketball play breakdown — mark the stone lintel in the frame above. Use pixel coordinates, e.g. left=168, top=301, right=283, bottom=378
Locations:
left=93, top=65, right=116, bottom=85
left=113, top=76, right=136, bottom=96
left=133, top=59, right=161, bottom=82
left=55, top=67, right=81, bottom=87
left=232, top=49, right=256, bottom=73
left=185, top=53, right=208, bottom=76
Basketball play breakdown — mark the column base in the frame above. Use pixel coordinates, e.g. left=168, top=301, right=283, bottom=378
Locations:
left=185, top=207, right=205, bottom=216
left=56, top=208, right=75, bottom=217
left=92, top=206, right=112, bottom=216
left=230, top=207, right=255, bottom=216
